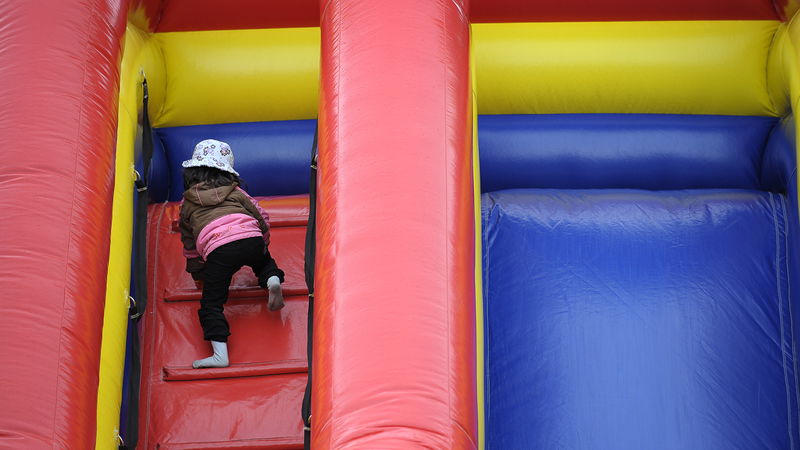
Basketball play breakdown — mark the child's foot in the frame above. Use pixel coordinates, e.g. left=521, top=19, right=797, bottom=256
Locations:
left=267, top=276, right=284, bottom=311
left=192, top=340, right=229, bottom=368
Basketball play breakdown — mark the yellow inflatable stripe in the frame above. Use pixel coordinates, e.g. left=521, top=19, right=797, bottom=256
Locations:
left=474, top=21, right=780, bottom=116
left=96, top=23, right=166, bottom=450
left=471, top=30, right=485, bottom=450
left=471, top=30, right=486, bottom=450
left=154, top=27, right=319, bottom=127
left=94, top=25, right=141, bottom=450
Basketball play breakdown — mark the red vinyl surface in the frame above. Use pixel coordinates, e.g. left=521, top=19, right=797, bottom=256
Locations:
left=0, top=1, right=127, bottom=448
left=155, top=0, right=319, bottom=31
left=129, top=0, right=161, bottom=31
left=314, top=0, right=477, bottom=448
left=130, top=0, right=793, bottom=34
left=470, top=0, right=782, bottom=22
left=139, top=197, right=309, bottom=449
left=131, top=0, right=788, bottom=33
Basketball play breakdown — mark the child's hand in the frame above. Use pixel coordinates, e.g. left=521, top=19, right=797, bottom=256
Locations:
left=194, top=280, right=204, bottom=290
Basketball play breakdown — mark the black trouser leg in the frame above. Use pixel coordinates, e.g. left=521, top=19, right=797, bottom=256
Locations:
left=244, top=238, right=285, bottom=288
left=198, top=237, right=285, bottom=341
left=198, top=241, right=245, bottom=342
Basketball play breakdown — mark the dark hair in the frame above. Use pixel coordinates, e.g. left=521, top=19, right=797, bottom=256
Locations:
left=183, top=166, right=242, bottom=190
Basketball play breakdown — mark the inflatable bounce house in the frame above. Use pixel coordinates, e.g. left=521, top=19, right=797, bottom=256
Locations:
left=4, top=0, right=800, bottom=448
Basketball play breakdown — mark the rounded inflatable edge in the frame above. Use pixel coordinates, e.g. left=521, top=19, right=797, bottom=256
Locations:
left=95, top=21, right=166, bottom=449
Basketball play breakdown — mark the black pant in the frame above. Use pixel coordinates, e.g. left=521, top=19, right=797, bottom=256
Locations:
left=199, top=237, right=285, bottom=342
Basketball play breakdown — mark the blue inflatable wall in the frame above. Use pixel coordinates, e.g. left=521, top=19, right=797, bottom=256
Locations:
left=481, top=114, right=800, bottom=449
left=150, top=119, right=316, bottom=201
left=478, top=114, right=778, bottom=192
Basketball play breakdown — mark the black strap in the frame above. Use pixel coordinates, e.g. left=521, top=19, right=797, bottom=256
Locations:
left=120, top=79, right=152, bottom=450
left=131, top=78, right=151, bottom=320
left=135, top=80, right=153, bottom=196
left=118, top=318, right=141, bottom=450
left=302, top=121, right=318, bottom=449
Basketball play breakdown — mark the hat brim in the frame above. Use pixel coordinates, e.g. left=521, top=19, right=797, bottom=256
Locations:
left=181, top=159, right=240, bottom=177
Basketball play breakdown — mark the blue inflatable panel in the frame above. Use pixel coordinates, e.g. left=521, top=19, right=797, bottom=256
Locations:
left=147, top=131, right=170, bottom=202
left=151, top=119, right=316, bottom=201
left=483, top=189, right=799, bottom=449
left=763, top=115, right=797, bottom=194
left=478, top=114, right=778, bottom=192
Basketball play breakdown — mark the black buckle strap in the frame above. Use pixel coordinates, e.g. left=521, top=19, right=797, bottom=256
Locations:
left=120, top=77, right=152, bottom=450
left=128, top=296, right=141, bottom=320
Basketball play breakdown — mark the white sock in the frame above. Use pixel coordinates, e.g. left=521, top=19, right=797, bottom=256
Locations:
left=192, top=340, right=229, bottom=368
left=267, top=276, right=284, bottom=311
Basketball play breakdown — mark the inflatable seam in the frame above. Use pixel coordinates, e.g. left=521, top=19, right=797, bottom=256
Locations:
left=480, top=195, right=494, bottom=447
left=770, top=191, right=796, bottom=448
left=766, top=24, right=783, bottom=116
left=760, top=121, right=780, bottom=189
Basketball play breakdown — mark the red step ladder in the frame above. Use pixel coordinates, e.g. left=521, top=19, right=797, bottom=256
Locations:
left=138, top=196, right=309, bottom=449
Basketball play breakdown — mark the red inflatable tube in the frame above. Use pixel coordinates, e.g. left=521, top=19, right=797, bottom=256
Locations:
left=0, top=0, right=127, bottom=447
left=314, top=0, right=477, bottom=447
left=470, top=0, right=782, bottom=22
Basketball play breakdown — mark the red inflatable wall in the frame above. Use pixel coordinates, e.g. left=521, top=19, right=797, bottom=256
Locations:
left=471, top=0, right=783, bottom=22
left=134, top=0, right=789, bottom=33
left=0, top=0, right=127, bottom=448
left=313, top=0, right=477, bottom=447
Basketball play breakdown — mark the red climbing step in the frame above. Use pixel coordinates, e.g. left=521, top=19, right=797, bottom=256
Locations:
left=139, top=195, right=309, bottom=449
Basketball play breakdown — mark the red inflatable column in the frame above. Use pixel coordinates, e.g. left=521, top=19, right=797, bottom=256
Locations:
left=314, top=0, right=477, bottom=448
left=0, top=1, right=127, bottom=447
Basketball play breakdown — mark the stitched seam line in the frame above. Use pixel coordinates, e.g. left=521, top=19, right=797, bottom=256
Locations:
left=482, top=196, right=493, bottom=447
left=764, top=21, right=782, bottom=116
left=771, top=192, right=795, bottom=448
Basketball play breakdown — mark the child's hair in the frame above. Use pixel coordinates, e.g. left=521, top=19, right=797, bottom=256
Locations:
left=183, top=166, right=242, bottom=190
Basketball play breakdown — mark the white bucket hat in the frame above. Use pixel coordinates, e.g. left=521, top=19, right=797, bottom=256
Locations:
left=181, top=139, right=240, bottom=176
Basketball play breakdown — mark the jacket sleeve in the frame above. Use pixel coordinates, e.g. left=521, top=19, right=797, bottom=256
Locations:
left=179, top=202, right=205, bottom=278
left=236, top=186, right=271, bottom=246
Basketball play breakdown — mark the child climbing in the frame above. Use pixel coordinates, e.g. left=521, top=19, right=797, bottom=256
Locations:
left=179, top=139, right=285, bottom=369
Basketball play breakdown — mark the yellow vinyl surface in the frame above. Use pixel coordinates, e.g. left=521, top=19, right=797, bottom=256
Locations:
left=95, top=23, right=165, bottom=450
left=153, top=27, right=320, bottom=127
left=473, top=21, right=780, bottom=116
left=471, top=33, right=486, bottom=450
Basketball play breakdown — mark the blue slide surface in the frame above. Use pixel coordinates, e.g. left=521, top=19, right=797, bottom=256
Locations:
left=483, top=189, right=797, bottom=449
left=480, top=114, right=800, bottom=449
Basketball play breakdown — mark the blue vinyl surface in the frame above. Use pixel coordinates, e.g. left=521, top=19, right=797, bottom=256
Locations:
left=150, top=119, right=316, bottom=201
left=763, top=115, right=796, bottom=194
left=482, top=189, right=799, bottom=449
left=478, top=114, right=778, bottom=192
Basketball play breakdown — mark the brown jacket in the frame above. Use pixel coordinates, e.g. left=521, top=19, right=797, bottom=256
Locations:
left=179, top=182, right=268, bottom=274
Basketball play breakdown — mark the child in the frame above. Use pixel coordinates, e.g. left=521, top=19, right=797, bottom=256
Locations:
left=179, top=139, right=285, bottom=369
